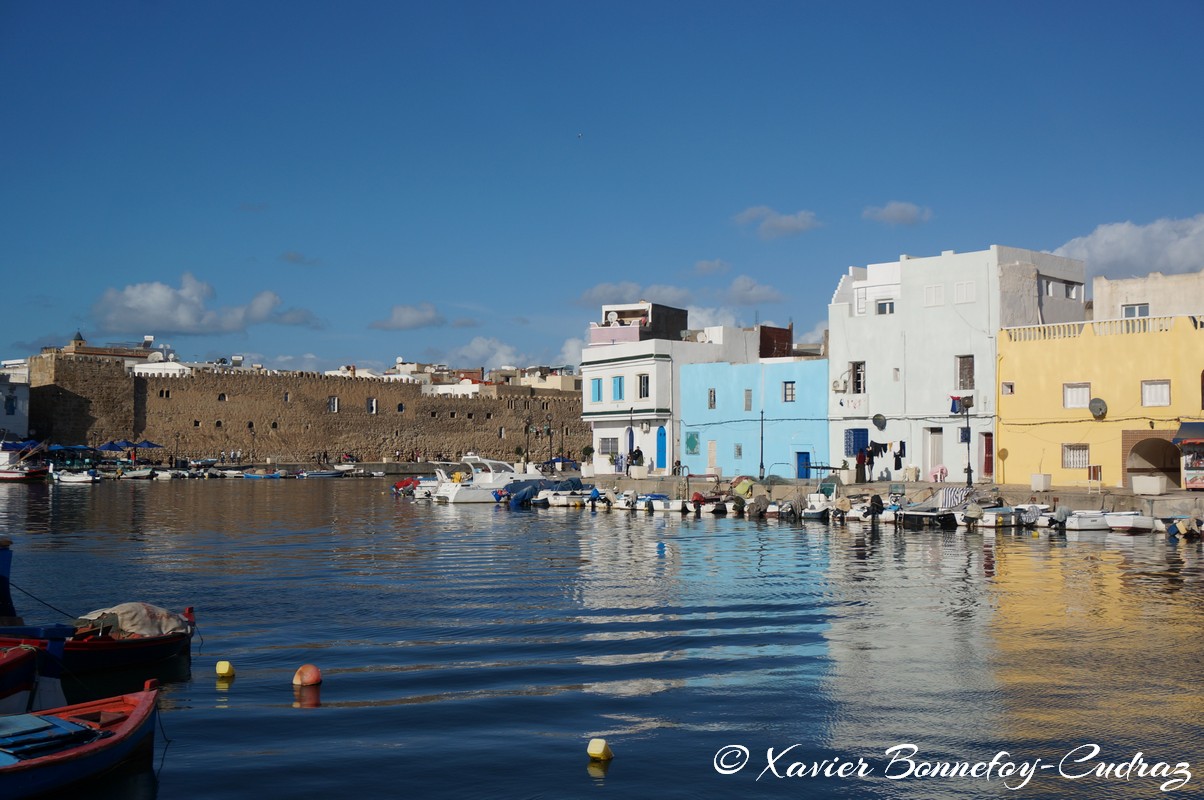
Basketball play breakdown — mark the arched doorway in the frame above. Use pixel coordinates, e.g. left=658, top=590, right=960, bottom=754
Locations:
left=1127, top=437, right=1182, bottom=488
left=655, top=426, right=666, bottom=470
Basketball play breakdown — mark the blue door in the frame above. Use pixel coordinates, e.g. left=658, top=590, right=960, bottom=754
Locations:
left=656, top=426, right=667, bottom=470
left=796, top=451, right=811, bottom=479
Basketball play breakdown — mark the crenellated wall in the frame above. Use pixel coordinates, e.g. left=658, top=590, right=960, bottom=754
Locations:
left=28, top=354, right=590, bottom=463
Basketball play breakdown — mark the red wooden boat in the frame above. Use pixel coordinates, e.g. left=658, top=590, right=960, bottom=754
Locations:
left=0, top=610, right=195, bottom=675
left=0, top=679, right=159, bottom=797
left=0, top=539, right=195, bottom=674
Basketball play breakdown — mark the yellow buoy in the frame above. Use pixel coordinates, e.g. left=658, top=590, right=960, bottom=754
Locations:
left=587, top=738, right=613, bottom=761
left=216, top=660, right=235, bottom=678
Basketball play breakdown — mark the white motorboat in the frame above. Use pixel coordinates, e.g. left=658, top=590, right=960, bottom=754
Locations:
left=50, top=464, right=100, bottom=484
left=611, top=490, right=688, bottom=513
left=433, top=455, right=529, bottom=503
left=1104, top=511, right=1156, bottom=533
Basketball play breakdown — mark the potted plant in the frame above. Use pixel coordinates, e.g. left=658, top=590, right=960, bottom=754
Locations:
left=838, top=459, right=855, bottom=485
left=581, top=445, right=596, bottom=478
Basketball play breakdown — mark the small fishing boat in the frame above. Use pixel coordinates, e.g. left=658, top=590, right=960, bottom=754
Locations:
left=0, top=648, right=37, bottom=714
left=0, top=679, right=159, bottom=798
left=0, top=541, right=195, bottom=675
left=0, top=465, right=50, bottom=483
left=297, top=469, right=342, bottom=478
left=48, top=465, right=100, bottom=484
left=242, top=469, right=283, bottom=479
left=614, top=490, right=688, bottom=513
left=1104, top=511, right=1157, bottom=534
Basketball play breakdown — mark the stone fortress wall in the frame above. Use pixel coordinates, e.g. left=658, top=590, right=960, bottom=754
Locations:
left=28, top=353, right=590, bottom=464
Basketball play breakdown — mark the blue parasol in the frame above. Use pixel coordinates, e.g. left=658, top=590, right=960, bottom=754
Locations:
left=135, top=440, right=163, bottom=449
left=97, top=442, right=125, bottom=452
left=113, top=439, right=137, bottom=449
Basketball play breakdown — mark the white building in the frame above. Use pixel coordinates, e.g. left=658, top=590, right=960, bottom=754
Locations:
left=580, top=300, right=793, bottom=474
left=0, top=361, right=30, bottom=440
left=827, top=245, right=1085, bottom=484
left=1092, top=269, right=1204, bottom=319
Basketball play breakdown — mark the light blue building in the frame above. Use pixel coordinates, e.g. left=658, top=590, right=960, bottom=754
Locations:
left=679, top=359, right=829, bottom=480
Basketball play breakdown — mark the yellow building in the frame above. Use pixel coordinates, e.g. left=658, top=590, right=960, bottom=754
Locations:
left=996, top=315, right=1202, bottom=489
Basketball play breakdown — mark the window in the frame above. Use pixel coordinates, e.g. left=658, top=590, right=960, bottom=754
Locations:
left=3, top=395, right=15, bottom=415
left=854, top=287, right=867, bottom=315
left=851, top=362, right=866, bottom=394
left=956, top=355, right=975, bottom=391
left=367, top=398, right=377, bottom=414
left=1142, top=380, right=1171, bottom=407
left=744, top=388, right=753, bottom=411
left=734, top=443, right=743, bottom=459
left=498, top=426, right=505, bottom=438
left=218, top=393, right=228, bottom=402
left=954, top=281, right=976, bottom=304
left=707, top=388, right=716, bottom=409
left=1063, top=383, right=1090, bottom=409
left=284, top=392, right=290, bottom=403
left=1001, top=382, right=1015, bottom=395
left=1123, top=303, right=1150, bottom=318
left=612, top=376, right=624, bottom=401
left=1062, top=444, right=1090, bottom=469
left=327, top=396, right=339, bottom=413
left=590, top=378, right=602, bottom=403
left=844, top=427, right=869, bottom=458
left=783, top=381, right=796, bottom=402
left=1065, top=283, right=1080, bottom=299
left=397, top=402, right=405, bottom=413
left=924, top=284, right=945, bottom=307
left=215, top=420, right=223, bottom=428
left=876, top=299, right=895, bottom=315
left=638, top=374, right=650, bottom=398
left=599, top=437, right=619, bottom=456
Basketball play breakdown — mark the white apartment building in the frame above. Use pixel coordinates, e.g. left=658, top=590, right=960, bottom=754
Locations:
left=827, top=245, right=1085, bottom=484
left=580, top=301, right=790, bottom=474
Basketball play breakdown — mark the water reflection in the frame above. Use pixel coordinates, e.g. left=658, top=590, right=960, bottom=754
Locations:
left=0, top=481, right=1200, bottom=799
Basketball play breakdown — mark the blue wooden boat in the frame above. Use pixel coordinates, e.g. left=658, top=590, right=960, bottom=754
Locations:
left=242, top=469, right=283, bottom=479
left=0, top=679, right=159, bottom=797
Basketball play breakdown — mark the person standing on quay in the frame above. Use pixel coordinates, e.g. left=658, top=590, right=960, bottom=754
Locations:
left=855, top=448, right=867, bottom=483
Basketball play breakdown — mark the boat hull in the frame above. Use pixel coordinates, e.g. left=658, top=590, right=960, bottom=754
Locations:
left=0, top=681, right=158, bottom=798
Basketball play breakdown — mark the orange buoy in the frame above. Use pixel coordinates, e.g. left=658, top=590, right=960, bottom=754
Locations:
left=292, top=663, right=323, bottom=686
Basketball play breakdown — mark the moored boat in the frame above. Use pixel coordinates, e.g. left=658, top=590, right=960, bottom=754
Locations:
left=0, top=679, right=159, bottom=798
left=1104, top=511, right=1156, bottom=534
left=433, top=455, right=530, bottom=503
left=0, top=540, right=195, bottom=675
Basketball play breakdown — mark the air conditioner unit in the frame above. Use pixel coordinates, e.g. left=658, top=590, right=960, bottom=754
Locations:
left=832, top=379, right=847, bottom=393
left=640, top=421, right=650, bottom=433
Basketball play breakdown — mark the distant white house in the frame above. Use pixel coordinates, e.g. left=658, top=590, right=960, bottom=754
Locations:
left=827, top=245, right=1086, bottom=484
left=1092, top=269, right=1204, bottom=320
left=0, top=363, right=30, bottom=439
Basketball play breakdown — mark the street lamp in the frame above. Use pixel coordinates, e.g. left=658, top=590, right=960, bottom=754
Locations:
left=959, top=396, right=974, bottom=488
left=524, top=416, right=532, bottom=462
left=758, top=409, right=765, bottom=480
left=545, top=413, right=554, bottom=464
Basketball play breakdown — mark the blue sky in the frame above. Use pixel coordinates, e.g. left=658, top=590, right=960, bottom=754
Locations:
left=4, top=1, right=1203, bottom=373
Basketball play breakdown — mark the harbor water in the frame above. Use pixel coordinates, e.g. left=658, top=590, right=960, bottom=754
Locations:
left=1, top=478, right=1201, bottom=799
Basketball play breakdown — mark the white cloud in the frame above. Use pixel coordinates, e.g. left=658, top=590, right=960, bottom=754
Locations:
left=727, top=275, right=784, bottom=305
left=1055, top=214, right=1204, bottom=278
left=92, top=273, right=321, bottom=335
left=556, top=337, right=584, bottom=367
left=578, top=282, right=693, bottom=307
left=734, top=205, right=822, bottom=239
left=686, top=306, right=738, bottom=328
left=797, top=319, right=828, bottom=346
left=369, top=302, right=446, bottom=330
left=862, top=201, right=933, bottom=226
left=447, top=336, right=523, bottom=370
left=694, top=258, right=729, bottom=275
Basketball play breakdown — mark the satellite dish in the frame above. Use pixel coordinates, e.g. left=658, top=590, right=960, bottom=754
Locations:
left=606, top=311, right=619, bottom=323
left=872, top=413, right=887, bottom=430
left=146, top=351, right=164, bottom=363
left=1088, top=397, right=1108, bottom=419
